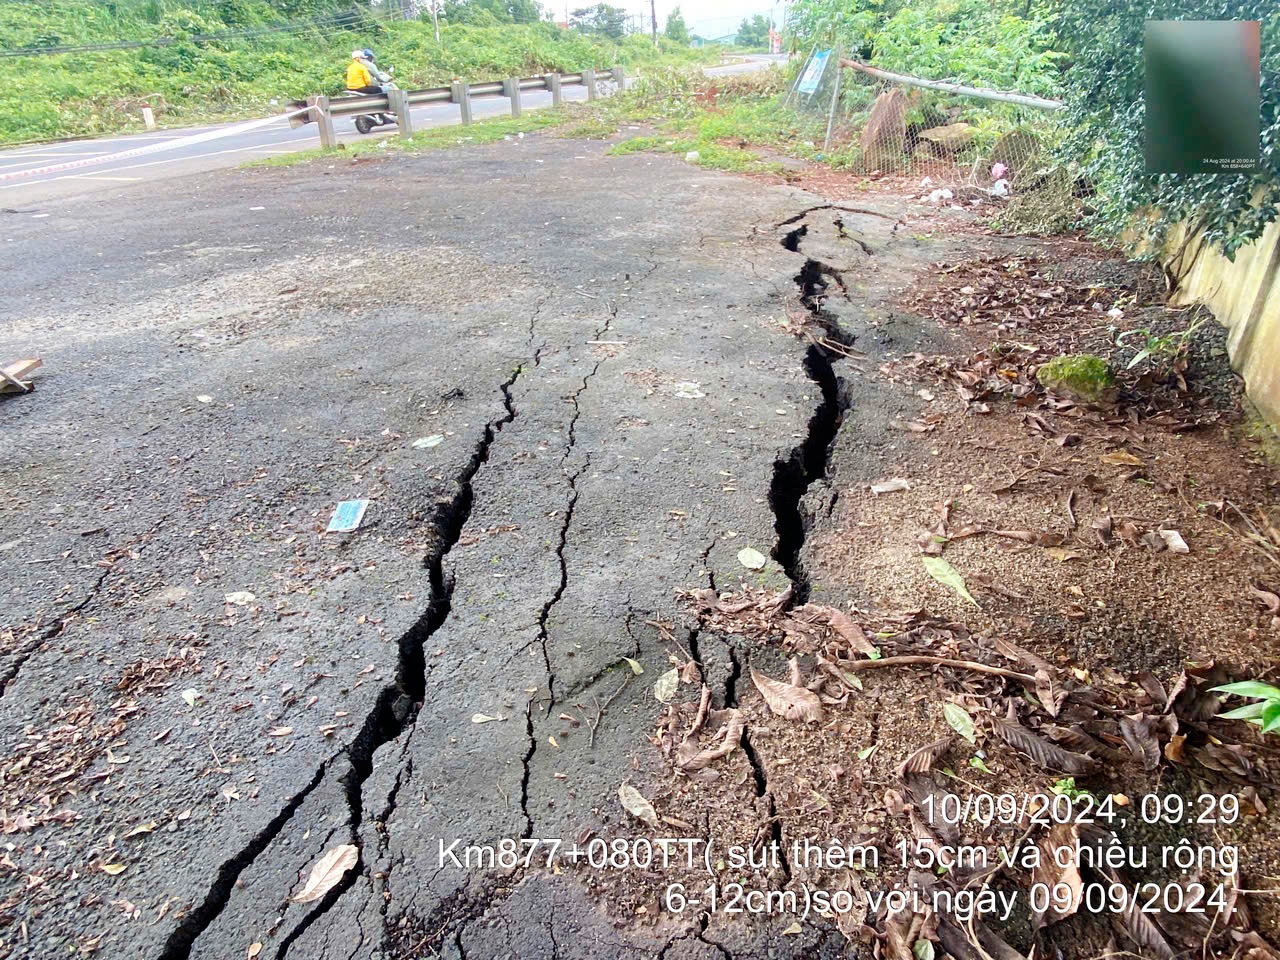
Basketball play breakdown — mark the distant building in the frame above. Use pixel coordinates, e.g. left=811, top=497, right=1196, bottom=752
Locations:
left=555, top=20, right=569, bottom=29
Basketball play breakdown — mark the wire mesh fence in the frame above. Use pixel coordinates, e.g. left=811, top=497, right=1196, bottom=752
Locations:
left=785, top=49, right=1094, bottom=233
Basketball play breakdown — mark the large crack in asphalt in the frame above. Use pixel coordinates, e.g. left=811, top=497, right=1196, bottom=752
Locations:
left=0, top=568, right=110, bottom=698
left=181, top=227, right=850, bottom=956
left=158, top=761, right=331, bottom=960
left=693, top=211, right=867, bottom=893
left=167, top=356, right=534, bottom=960
left=768, top=220, right=858, bottom=605
left=515, top=310, right=614, bottom=841
left=385, top=305, right=621, bottom=957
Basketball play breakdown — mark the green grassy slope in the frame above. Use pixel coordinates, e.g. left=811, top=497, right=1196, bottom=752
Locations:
left=0, top=1, right=714, bottom=144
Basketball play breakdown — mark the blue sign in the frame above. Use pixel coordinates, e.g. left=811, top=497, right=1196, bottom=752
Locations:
left=796, top=49, right=831, bottom=95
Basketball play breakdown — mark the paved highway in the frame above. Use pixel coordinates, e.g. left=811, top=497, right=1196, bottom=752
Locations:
left=0, top=54, right=787, bottom=206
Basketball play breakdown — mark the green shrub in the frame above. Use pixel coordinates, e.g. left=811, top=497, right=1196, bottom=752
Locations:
left=1050, top=0, right=1277, bottom=260
left=0, top=5, right=715, bottom=144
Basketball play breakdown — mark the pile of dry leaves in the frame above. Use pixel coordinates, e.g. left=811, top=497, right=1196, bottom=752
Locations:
left=671, top=583, right=1279, bottom=960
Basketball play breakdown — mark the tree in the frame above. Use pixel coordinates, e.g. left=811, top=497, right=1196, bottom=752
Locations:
left=663, top=6, right=689, bottom=44
left=442, top=0, right=542, bottom=24
left=736, top=13, right=770, bottom=49
left=570, top=3, right=626, bottom=38
left=1048, top=0, right=1276, bottom=260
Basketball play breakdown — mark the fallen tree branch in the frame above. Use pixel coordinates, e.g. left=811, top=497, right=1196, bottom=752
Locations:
left=588, top=676, right=631, bottom=748
left=843, top=654, right=1037, bottom=683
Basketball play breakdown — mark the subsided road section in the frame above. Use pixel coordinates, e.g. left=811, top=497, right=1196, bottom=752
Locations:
left=0, top=128, right=946, bottom=959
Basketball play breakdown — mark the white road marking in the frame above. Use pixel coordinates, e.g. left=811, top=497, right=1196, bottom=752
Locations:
left=0, top=138, right=321, bottom=188
left=2, top=151, right=112, bottom=159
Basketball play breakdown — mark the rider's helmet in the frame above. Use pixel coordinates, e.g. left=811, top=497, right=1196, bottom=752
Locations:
left=362, top=48, right=375, bottom=62
left=351, top=49, right=363, bottom=60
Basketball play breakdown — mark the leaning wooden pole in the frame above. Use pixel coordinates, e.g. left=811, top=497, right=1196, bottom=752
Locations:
left=838, top=58, right=1065, bottom=111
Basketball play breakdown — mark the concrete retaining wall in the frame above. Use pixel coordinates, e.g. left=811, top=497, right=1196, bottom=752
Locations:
left=1158, top=208, right=1280, bottom=427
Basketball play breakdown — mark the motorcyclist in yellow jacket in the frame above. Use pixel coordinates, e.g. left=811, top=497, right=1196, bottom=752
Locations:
left=346, top=49, right=384, bottom=95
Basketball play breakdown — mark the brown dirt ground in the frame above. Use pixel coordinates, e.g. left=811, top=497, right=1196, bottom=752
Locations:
left=662, top=163, right=1280, bottom=959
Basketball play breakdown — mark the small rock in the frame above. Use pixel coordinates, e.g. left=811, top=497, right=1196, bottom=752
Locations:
left=1035, top=354, right=1117, bottom=403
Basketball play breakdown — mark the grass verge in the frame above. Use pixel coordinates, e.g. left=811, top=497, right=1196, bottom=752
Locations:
left=245, top=109, right=568, bottom=168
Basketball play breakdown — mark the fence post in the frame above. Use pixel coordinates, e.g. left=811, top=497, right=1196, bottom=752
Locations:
left=387, top=88, right=413, bottom=138
left=546, top=73, right=562, bottom=108
left=503, top=77, right=522, bottom=118
left=451, top=80, right=473, bottom=125
left=611, top=65, right=625, bottom=88
left=583, top=68, right=597, bottom=101
left=307, top=95, right=336, bottom=148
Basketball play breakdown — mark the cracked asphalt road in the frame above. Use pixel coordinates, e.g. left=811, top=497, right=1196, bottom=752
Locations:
left=0, top=130, right=955, bottom=959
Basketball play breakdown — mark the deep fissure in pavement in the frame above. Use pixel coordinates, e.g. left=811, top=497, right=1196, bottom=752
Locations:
left=166, top=360, right=531, bottom=960
left=781, top=224, right=806, bottom=252
left=723, top=645, right=790, bottom=879
left=767, top=345, right=846, bottom=605
left=520, top=700, right=536, bottom=837
left=767, top=220, right=858, bottom=605
left=157, top=762, right=330, bottom=960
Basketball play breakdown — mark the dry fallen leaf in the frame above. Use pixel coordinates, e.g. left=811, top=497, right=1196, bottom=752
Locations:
left=247, top=945, right=263, bottom=959
left=1034, top=670, right=1068, bottom=718
left=267, top=727, right=293, bottom=737
left=123, top=822, right=157, bottom=839
left=750, top=665, right=822, bottom=723
left=471, top=714, right=502, bottom=724
left=1158, top=529, right=1189, bottom=554
left=1100, top=450, right=1143, bottom=466
left=292, top=844, right=358, bottom=903
left=1046, top=547, right=1083, bottom=562
left=737, top=547, right=767, bottom=570
left=1251, top=587, right=1280, bottom=614
left=1032, top=823, right=1082, bottom=926
left=617, top=782, right=659, bottom=827
left=654, top=667, right=679, bottom=703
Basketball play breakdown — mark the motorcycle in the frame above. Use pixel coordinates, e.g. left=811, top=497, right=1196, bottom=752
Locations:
left=344, top=64, right=397, bottom=135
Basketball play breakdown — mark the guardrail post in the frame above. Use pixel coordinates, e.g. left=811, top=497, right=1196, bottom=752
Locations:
left=611, top=66, right=625, bottom=88
left=450, top=80, right=473, bottom=125
left=546, top=73, right=562, bottom=108
left=502, top=77, right=522, bottom=118
left=582, top=68, right=597, bottom=101
left=308, top=95, right=336, bottom=148
left=387, top=88, right=413, bottom=137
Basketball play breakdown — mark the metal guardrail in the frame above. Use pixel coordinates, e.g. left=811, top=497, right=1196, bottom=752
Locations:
left=289, top=66, right=622, bottom=147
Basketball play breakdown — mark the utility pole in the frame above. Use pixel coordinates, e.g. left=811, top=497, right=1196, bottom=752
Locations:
left=651, top=0, right=657, bottom=43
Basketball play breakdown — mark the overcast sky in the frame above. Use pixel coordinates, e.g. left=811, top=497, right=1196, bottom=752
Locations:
left=654, top=1, right=785, bottom=39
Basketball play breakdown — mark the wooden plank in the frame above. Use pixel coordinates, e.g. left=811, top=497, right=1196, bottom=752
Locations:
left=0, top=357, right=41, bottom=394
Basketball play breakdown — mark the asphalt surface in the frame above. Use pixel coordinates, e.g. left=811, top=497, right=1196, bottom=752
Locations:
left=0, top=105, right=958, bottom=959
left=0, top=55, right=787, bottom=206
